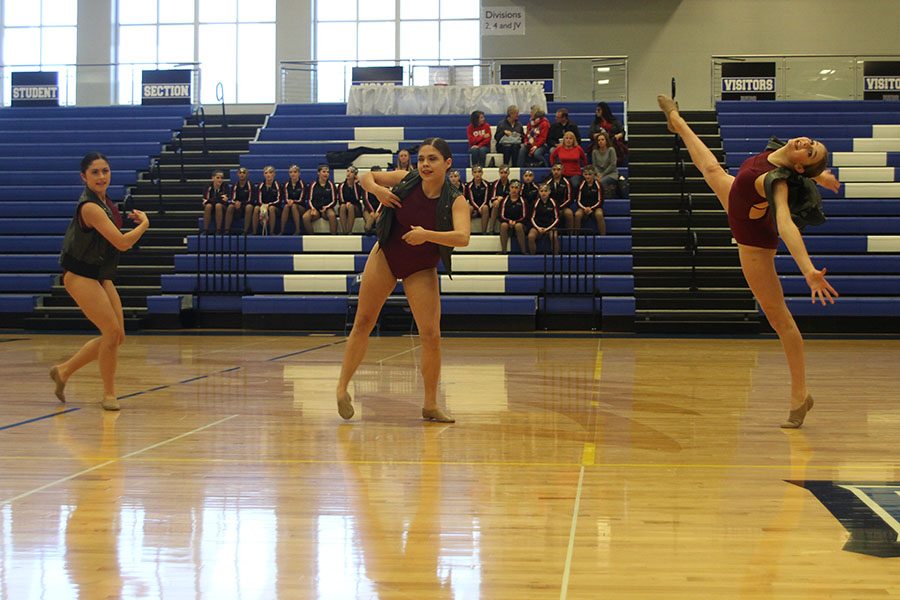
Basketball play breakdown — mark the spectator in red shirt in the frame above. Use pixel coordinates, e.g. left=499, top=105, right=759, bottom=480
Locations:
left=517, top=105, right=550, bottom=167
left=550, top=131, right=589, bottom=189
left=467, top=110, right=491, bottom=168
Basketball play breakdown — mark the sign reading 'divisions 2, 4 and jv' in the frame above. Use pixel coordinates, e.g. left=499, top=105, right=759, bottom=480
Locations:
left=11, top=72, right=59, bottom=107
left=482, top=6, right=525, bottom=36
left=141, top=70, right=192, bottom=105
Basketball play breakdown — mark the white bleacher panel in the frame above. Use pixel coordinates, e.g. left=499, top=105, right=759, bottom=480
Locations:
left=831, top=152, right=887, bottom=167
left=451, top=254, right=509, bottom=272
left=867, top=236, right=900, bottom=253
left=485, top=153, right=504, bottom=167
left=873, top=125, right=900, bottom=138
left=439, top=275, right=506, bottom=293
left=293, top=255, right=356, bottom=272
left=835, top=167, right=896, bottom=182
left=283, top=274, right=348, bottom=293
left=302, top=236, right=365, bottom=252
left=853, top=138, right=900, bottom=152
left=466, top=167, right=520, bottom=182
left=354, top=127, right=404, bottom=141
left=455, top=236, right=503, bottom=253
left=844, top=182, right=900, bottom=198
left=353, top=154, right=394, bottom=169
left=348, top=140, right=399, bottom=152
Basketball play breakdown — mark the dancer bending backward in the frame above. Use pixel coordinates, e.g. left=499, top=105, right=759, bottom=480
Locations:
left=336, top=138, right=471, bottom=423
left=50, top=152, right=150, bottom=411
left=657, top=95, right=839, bottom=428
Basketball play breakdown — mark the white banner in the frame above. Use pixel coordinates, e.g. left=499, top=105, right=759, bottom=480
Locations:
left=482, top=6, right=525, bottom=36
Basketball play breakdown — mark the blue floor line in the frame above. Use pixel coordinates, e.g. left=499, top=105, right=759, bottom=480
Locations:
left=0, top=407, right=81, bottom=431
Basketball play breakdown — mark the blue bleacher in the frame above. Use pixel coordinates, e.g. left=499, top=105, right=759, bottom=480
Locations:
left=719, top=99, right=900, bottom=323
left=0, top=105, right=189, bottom=318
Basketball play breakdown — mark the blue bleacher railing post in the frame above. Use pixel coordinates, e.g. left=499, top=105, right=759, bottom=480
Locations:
left=176, top=130, right=185, bottom=183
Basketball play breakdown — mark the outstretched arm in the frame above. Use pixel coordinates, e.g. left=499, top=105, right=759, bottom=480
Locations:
left=814, top=169, right=841, bottom=193
left=771, top=181, right=838, bottom=305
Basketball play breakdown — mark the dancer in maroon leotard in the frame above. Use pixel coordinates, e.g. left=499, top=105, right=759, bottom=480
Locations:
left=658, top=95, right=840, bottom=428
left=335, top=138, right=471, bottom=423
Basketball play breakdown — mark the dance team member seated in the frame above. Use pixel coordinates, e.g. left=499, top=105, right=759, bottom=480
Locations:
left=498, top=180, right=528, bottom=254
left=281, top=164, right=306, bottom=235
left=253, top=166, right=281, bottom=235
left=465, top=165, right=491, bottom=234
left=574, top=166, right=605, bottom=235
left=202, top=169, right=230, bottom=234
left=335, top=138, right=471, bottom=423
left=303, top=164, right=338, bottom=235
left=227, top=167, right=253, bottom=234
left=338, top=166, right=372, bottom=235
left=528, top=183, right=560, bottom=255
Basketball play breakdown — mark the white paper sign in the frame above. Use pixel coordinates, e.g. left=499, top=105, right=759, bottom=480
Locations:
left=482, top=6, right=525, bottom=36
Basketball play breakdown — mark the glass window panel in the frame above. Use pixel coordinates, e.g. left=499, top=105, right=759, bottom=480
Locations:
left=41, top=26, right=77, bottom=65
left=399, top=21, right=438, bottom=61
left=42, top=0, right=78, bottom=26
left=400, top=0, right=438, bottom=20
left=317, top=0, right=355, bottom=22
left=157, top=25, right=194, bottom=64
left=358, top=22, right=395, bottom=61
left=239, top=0, right=276, bottom=22
left=317, top=22, right=356, bottom=61
left=237, top=24, right=275, bottom=103
left=159, top=0, right=194, bottom=23
left=117, top=63, right=152, bottom=105
left=316, top=62, right=350, bottom=102
left=440, top=20, right=478, bottom=60
left=118, top=0, right=157, bottom=25
left=118, top=25, right=157, bottom=64
left=4, top=0, right=41, bottom=26
left=3, top=28, right=41, bottom=66
left=199, top=0, right=237, bottom=23
left=199, top=23, right=237, bottom=103
left=440, top=0, right=478, bottom=19
left=359, top=0, right=394, bottom=21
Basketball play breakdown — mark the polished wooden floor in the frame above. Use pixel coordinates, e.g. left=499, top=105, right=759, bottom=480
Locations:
left=0, top=333, right=898, bottom=599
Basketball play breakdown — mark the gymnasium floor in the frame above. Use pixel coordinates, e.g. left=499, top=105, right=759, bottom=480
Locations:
left=1, top=333, right=898, bottom=599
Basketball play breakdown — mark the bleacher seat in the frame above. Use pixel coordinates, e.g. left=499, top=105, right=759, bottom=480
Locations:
left=718, top=100, right=900, bottom=324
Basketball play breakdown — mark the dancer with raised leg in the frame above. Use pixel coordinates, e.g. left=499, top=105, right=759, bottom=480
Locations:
left=335, top=138, right=470, bottom=423
left=657, top=95, right=840, bottom=428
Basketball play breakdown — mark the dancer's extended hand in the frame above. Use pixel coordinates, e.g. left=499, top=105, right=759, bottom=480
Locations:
left=374, top=185, right=401, bottom=209
left=128, top=209, right=149, bottom=226
left=402, top=226, right=429, bottom=246
left=805, top=267, right=838, bottom=305
left=815, top=169, right=841, bottom=193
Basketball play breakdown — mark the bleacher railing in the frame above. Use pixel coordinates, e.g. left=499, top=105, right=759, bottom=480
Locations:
left=711, top=54, right=900, bottom=103
left=0, top=62, right=201, bottom=107
left=541, top=228, right=600, bottom=328
left=195, top=232, right=249, bottom=296
left=279, top=56, right=627, bottom=104
left=670, top=78, right=699, bottom=292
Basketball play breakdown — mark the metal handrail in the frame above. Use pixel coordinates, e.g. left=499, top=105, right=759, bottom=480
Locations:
left=216, top=83, right=228, bottom=128
left=193, top=105, right=208, bottom=155
left=670, top=77, right=699, bottom=291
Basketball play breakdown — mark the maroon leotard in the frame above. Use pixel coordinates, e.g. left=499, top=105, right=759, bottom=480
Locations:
left=727, top=150, right=779, bottom=249
left=381, top=182, right=440, bottom=279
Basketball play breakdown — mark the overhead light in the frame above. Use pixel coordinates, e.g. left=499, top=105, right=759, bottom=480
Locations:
left=818, top=68, right=836, bottom=75
left=596, top=67, right=610, bottom=73
left=596, top=79, right=610, bottom=85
